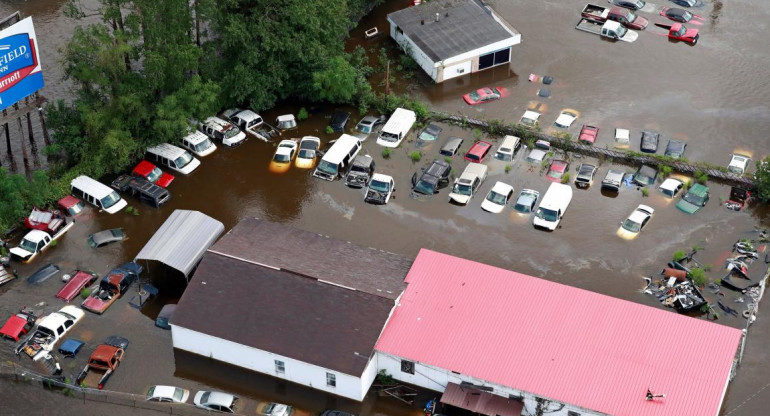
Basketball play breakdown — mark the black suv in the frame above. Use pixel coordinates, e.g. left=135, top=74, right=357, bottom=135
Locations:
left=329, top=110, right=351, bottom=133
left=411, top=159, right=451, bottom=195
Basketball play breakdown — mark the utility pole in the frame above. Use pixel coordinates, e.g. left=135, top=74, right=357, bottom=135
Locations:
left=385, top=61, right=390, bottom=95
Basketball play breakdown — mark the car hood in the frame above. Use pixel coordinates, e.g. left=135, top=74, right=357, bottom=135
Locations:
left=676, top=199, right=701, bottom=214
left=156, top=173, right=175, bottom=188
left=346, top=172, right=369, bottom=186
left=449, top=193, right=471, bottom=205
left=365, top=189, right=388, bottom=204
left=527, top=149, right=546, bottom=162
left=481, top=200, right=505, bottom=213
left=632, top=16, right=649, bottom=29
left=683, top=28, right=699, bottom=39
left=82, top=295, right=109, bottom=313
left=10, top=247, right=33, bottom=259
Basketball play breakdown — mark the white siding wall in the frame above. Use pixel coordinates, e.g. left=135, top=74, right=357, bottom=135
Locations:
left=388, top=19, right=438, bottom=82
left=172, top=325, right=372, bottom=401
left=442, top=61, right=472, bottom=81
left=377, top=352, right=604, bottom=416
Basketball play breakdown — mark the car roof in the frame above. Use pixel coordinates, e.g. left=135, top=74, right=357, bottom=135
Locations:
left=660, top=178, right=683, bottom=191
left=233, top=109, right=261, bottom=121
left=183, top=131, right=209, bottom=144
left=371, top=173, right=393, bottom=182
left=442, top=137, right=463, bottom=147
left=277, top=114, right=295, bottom=122
left=352, top=154, right=373, bottom=166
left=468, top=141, right=491, bottom=154
left=551, top=160, right=568, bottom=169
left=23, top=229, right=51, bottom=242
left=556, top=112, right=576, bottom=122
left=628, top=208, right=651, bottom=223
left=278, top=139, right=297, bottom=147
left=425, top=124, right=442, bottom=132
left=522, top=110, right=541, bottom=120
left=133, top=160, right=156, bottom=174
left=578, top=163, right=596, bottom=173
left=687, top=183, right=709, bottom=195
left=150, top=385, right=181, bottom=398
left=92, top=344, right=120, bottom=361
left=490, top=182, right=513, bottom=195
left=89, top=228, right=124, bottom=244
left=202, top=391, right=236, bottom=406
left=425, top=160, right=450, bottom=177
left=58, top=195, right=81, bottom=208
left=300, top=136, right=320, bottom=144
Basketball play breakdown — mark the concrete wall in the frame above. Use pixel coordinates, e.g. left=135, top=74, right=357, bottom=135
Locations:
left=376, top=352, right=603, bottom=416
left=172, top=325, right=372, bottom=401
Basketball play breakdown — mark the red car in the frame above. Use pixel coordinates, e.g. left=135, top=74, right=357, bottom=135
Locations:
left=132, top=160, right=175, bottom=188
left=464, top=141, right=492, bottom=163
left=546, top=160, right=570, bottom=183
left=462, top=87, right=506, bottom=105
left=57, top=196, right=85, bottom=217
left=578, top=125, right=599, bottom=144
left=56, top=270, right=99, bottom=302
left=0, top=310, right=37, bottom=341
left=666, top=23, right=699, bottom=44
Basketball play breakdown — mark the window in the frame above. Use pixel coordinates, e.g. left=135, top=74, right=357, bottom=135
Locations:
left=568, top=412, right=581, bottom=416
left=326, top=372, right=336, bottom=387
left=478, top=48, right=511, bottom=70
left=275, top=360, right=285, bottom=374
left=401, top=360, right=415, bottom=374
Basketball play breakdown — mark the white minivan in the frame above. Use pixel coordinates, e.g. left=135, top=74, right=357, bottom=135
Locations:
left=377, top=108, right=416, bottom=148
left=494, top=136, right=521, bottom=162
left=146, top=143, right=201, bottom=175
left=180, top=130, right=217, bottom=157
left=313, top=134, right=362, bottom=181
left=70, top=175, right=127, bottom=214
left=533, top=182, right=573, bottom=231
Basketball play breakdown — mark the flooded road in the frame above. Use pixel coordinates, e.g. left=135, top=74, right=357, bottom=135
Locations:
left=2, top=0, right=770, bottom=415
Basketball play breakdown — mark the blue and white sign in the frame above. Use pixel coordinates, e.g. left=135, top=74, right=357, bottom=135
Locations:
left=0, top=17, right=44, bottom=111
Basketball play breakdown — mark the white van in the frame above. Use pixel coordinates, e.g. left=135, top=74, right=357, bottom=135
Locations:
left=494, top=136, right=521, bottom=162
left=448, top=163, right=488, bottom=205
left=313, top=134, right=362, bottom=181
left=146, top=143, right=201, bottom=175
left=70, top=175, right=127, bottom=214
left=377, top=108, right=416, bottom=148
left=199, top=117, right=246, bottom=147
left=533, top=182, right=573, bottom=231
left=180, top=130, right=217, bottom=157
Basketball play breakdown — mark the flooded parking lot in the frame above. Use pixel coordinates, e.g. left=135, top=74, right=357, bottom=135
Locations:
left=2, top=0, right=770, bottom=415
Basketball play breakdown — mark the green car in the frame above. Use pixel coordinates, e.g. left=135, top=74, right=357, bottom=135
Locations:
left=677, top=183, right=710, bottom=214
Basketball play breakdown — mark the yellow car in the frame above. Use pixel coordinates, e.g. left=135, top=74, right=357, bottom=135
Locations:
left=295, top=136, right=321, bottom=169
left=269, top=140, right=298, bottom=174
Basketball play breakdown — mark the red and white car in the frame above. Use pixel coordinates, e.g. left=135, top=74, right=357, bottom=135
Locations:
left=131, top=161, right=175, bottom=188
left=462, top=87, right=507, bottom=105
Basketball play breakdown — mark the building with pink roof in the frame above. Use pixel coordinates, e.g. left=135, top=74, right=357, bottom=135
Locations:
left=374, top=249, right=744, bottom=416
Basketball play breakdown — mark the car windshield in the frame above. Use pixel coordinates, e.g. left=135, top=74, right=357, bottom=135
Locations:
left=683, top=11, right=692, bottom=21
left=20, top=238, right=37, bottom=252
left=224, top=127, right=240, bottom=139
left=675, top=27, right=686, bottom=36
left=173, top=388, right=185, bottom=402
left=547, top=168, right=564, bottom=179
left=661, top=188, right=675, bottom=197
left=683, top=191, right=705, bottom=206
left=174, top=152, right=194, bottom=168
left=273, top=153, right=290, bottom=163
left=468, top=91, right=480, bottom=101
left=357, top=122, right=371, bottom=133
left=101, top=192, right=122, bottom=209
left=37, top=326, right=55, bottom=337
left=728, top=166, right=742, bottom=174
left=86, top=236, right=97, bottom=248
left=617, top=25, right=627, bottom=37
left=414, top=180, right=436, bottom=195
left=453, top=183, right=473, bottom=196
left=419, top=130, right=438, bottom=141
left=521, top=117, right=535, bottom=126
left=317, top=160, right=338, bottom=176
left=350, top=164, right=368, bottom=173
left=486, top=191, right=507, bottom=205
left=514, top=199, right=533, bottom=213
left=68, top=202, right=85, bottom=216
left=466, top=153, right=480, bottom=162
left=195, top=138, right=213, bottom=152
left=200, top=392, right=211, bottom=404
left=146, top=167, right=162, bottom=183
left=536, top=208, right=559, bottom=222
left=495, top=149, right=512, bottom=161
left=627, top=11, right=637, bottom=21
left=298, top=149, right=315, bottom=159
left=369, top=180, right=390, bottom=193
left=622, top=219, right=641, bottom=233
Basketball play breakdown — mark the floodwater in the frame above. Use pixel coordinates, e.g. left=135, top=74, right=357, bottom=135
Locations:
left=2, top=0, right=770, bottom=415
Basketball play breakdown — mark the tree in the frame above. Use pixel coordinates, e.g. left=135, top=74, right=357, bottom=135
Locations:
left=754, top=157, right=770, bottom=203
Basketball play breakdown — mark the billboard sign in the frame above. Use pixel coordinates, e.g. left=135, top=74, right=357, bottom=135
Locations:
left=0, top=17, right=43, bottom=111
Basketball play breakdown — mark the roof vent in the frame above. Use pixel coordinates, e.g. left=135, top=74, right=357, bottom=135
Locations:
left=435, top=13, right=440, bottom=22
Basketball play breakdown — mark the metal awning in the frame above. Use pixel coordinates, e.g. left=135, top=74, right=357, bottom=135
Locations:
left=440, top=383, right=524, bottom=416
left=134, top=210, right=224, bottom=278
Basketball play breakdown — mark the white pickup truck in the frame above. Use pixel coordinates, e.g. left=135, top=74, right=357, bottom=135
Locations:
left=16, top=305, right=85, bottom=361
left=448, top=163, right=489, bottom=205
left=575, top=19, right=638, bottom=42
left=10, top=222, right=75, bottom=263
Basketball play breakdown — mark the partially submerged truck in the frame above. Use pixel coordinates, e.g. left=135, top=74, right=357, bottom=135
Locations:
left=581, top=4, right=648, bottom=30
left=575, top=19, right=639, bottom=42
left=76, top=336, right=129, bottom=389
left=16, top=305, right=85, bottom=361
left=10, top=222, right=75, bottom=263
left=82, top=262, right=143, bottom=314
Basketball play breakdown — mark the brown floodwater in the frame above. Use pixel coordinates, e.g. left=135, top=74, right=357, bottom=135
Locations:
left=2, top=0, right=770, bottom=415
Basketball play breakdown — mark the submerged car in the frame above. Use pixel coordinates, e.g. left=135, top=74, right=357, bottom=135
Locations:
left=659, top=178, right=684, bottom=198
left=669, top=0, right=703, bottom=7
left=546, top=160, right=570, bottom=183
left=633, top=165, right=658, bottom=186
left=667, top=23, right=699, bottom=45
left=664, top=140, right=687, bottom=159
left=295, top=136, right=321, bottom=169
left=354, top=115, right=386, bottom=140
left=56, top=270, right=99, bottom=302
left=640, top=131, right=660, bottom=153
left=345, top=155, right=375, bottom=188
left=276, top=114, right=297, bottom=131
left=526, top=140, right=551, bottom=163
left=193, top=391, right=240, bottom=413
left=87, top=229, right=125, bottom=248
left=464, top=141, right=492, bottom=163
left=553, top=111, right=578, bottom=129
left=614, top=128, right=630, bottom=148
left=463, top=86, right=506, bottom=105
left=270, top=140, right=298, bottom=173
left=520, top=110, right=541, bottom=128
left=578, top=125, right=599, bottom=144
left=620, top=204, right=655, bottom=237
left=611, top=0, right=646, bottom=11
left=661, top=7, right=693, bottom=22
left=412, top=160, right=452, bottom=196
left=601, top=169, right=625, bottom=192
left=365, top=174, right=395, bottom=205
left=155, top=304, right=177, bottom=329
left=513, top=189, right=540, bottom=214
left=481, top=182, right=514, bottom=214
left=418, top=124, right=442, bottom=141
left=328, top=110, right=351, bottom=133
left=258, top=402, right=294, bottom=416
left=439, top=137, right=464, bottom=157
left=728, top=154, right=751, bottom=175
left=574, top=163, right=597, bottom=189
left=132, top=161, right=174, bottom=188
left=58, top=196, right=85, bottom=217
left=0, top=310, right=37, bottom=341
left=677, top=183, right=709, bottom=214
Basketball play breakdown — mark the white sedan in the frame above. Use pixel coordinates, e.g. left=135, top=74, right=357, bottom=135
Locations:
left=365, top=173, right=395, bottom=205
left=728, top=154, right=751, bottom=175
left=481, top=182, right=514, bottom=213
left=554, top=110, right=578, bottom=129
left=519, top=110, right=541, bottom=127
left=659, top=178, right=684, bottom=198
left=147, top=385, right=190, bottom=403
left=619, top=204, right=654, bottom=238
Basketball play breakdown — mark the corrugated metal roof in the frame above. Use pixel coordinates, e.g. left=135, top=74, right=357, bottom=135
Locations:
left=388, top=0, right=519, bottom=62
left=376, top=250, right=743, bottom=416
left=441, top=382, right=524, bottom=416
left=135, top=210, right=224, bottom=276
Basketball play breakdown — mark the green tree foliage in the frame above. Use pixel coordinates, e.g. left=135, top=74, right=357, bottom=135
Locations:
left=754, top=157, right=770, bottom=203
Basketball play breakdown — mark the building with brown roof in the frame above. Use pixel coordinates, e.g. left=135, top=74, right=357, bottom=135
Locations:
left=171, top=218, right=411, bottom=401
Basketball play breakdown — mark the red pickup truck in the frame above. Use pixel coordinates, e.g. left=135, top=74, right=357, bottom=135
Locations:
left=75, top=336, right=128, bottom=389
left=581, top=4, right=648, bottom=30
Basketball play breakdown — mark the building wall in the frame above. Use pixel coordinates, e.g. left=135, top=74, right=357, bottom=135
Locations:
left=388, top=18, right=438, bottom=82
left=376, top=352, right=605, bottom=416
left=172, top=325, right=372, bottom=401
